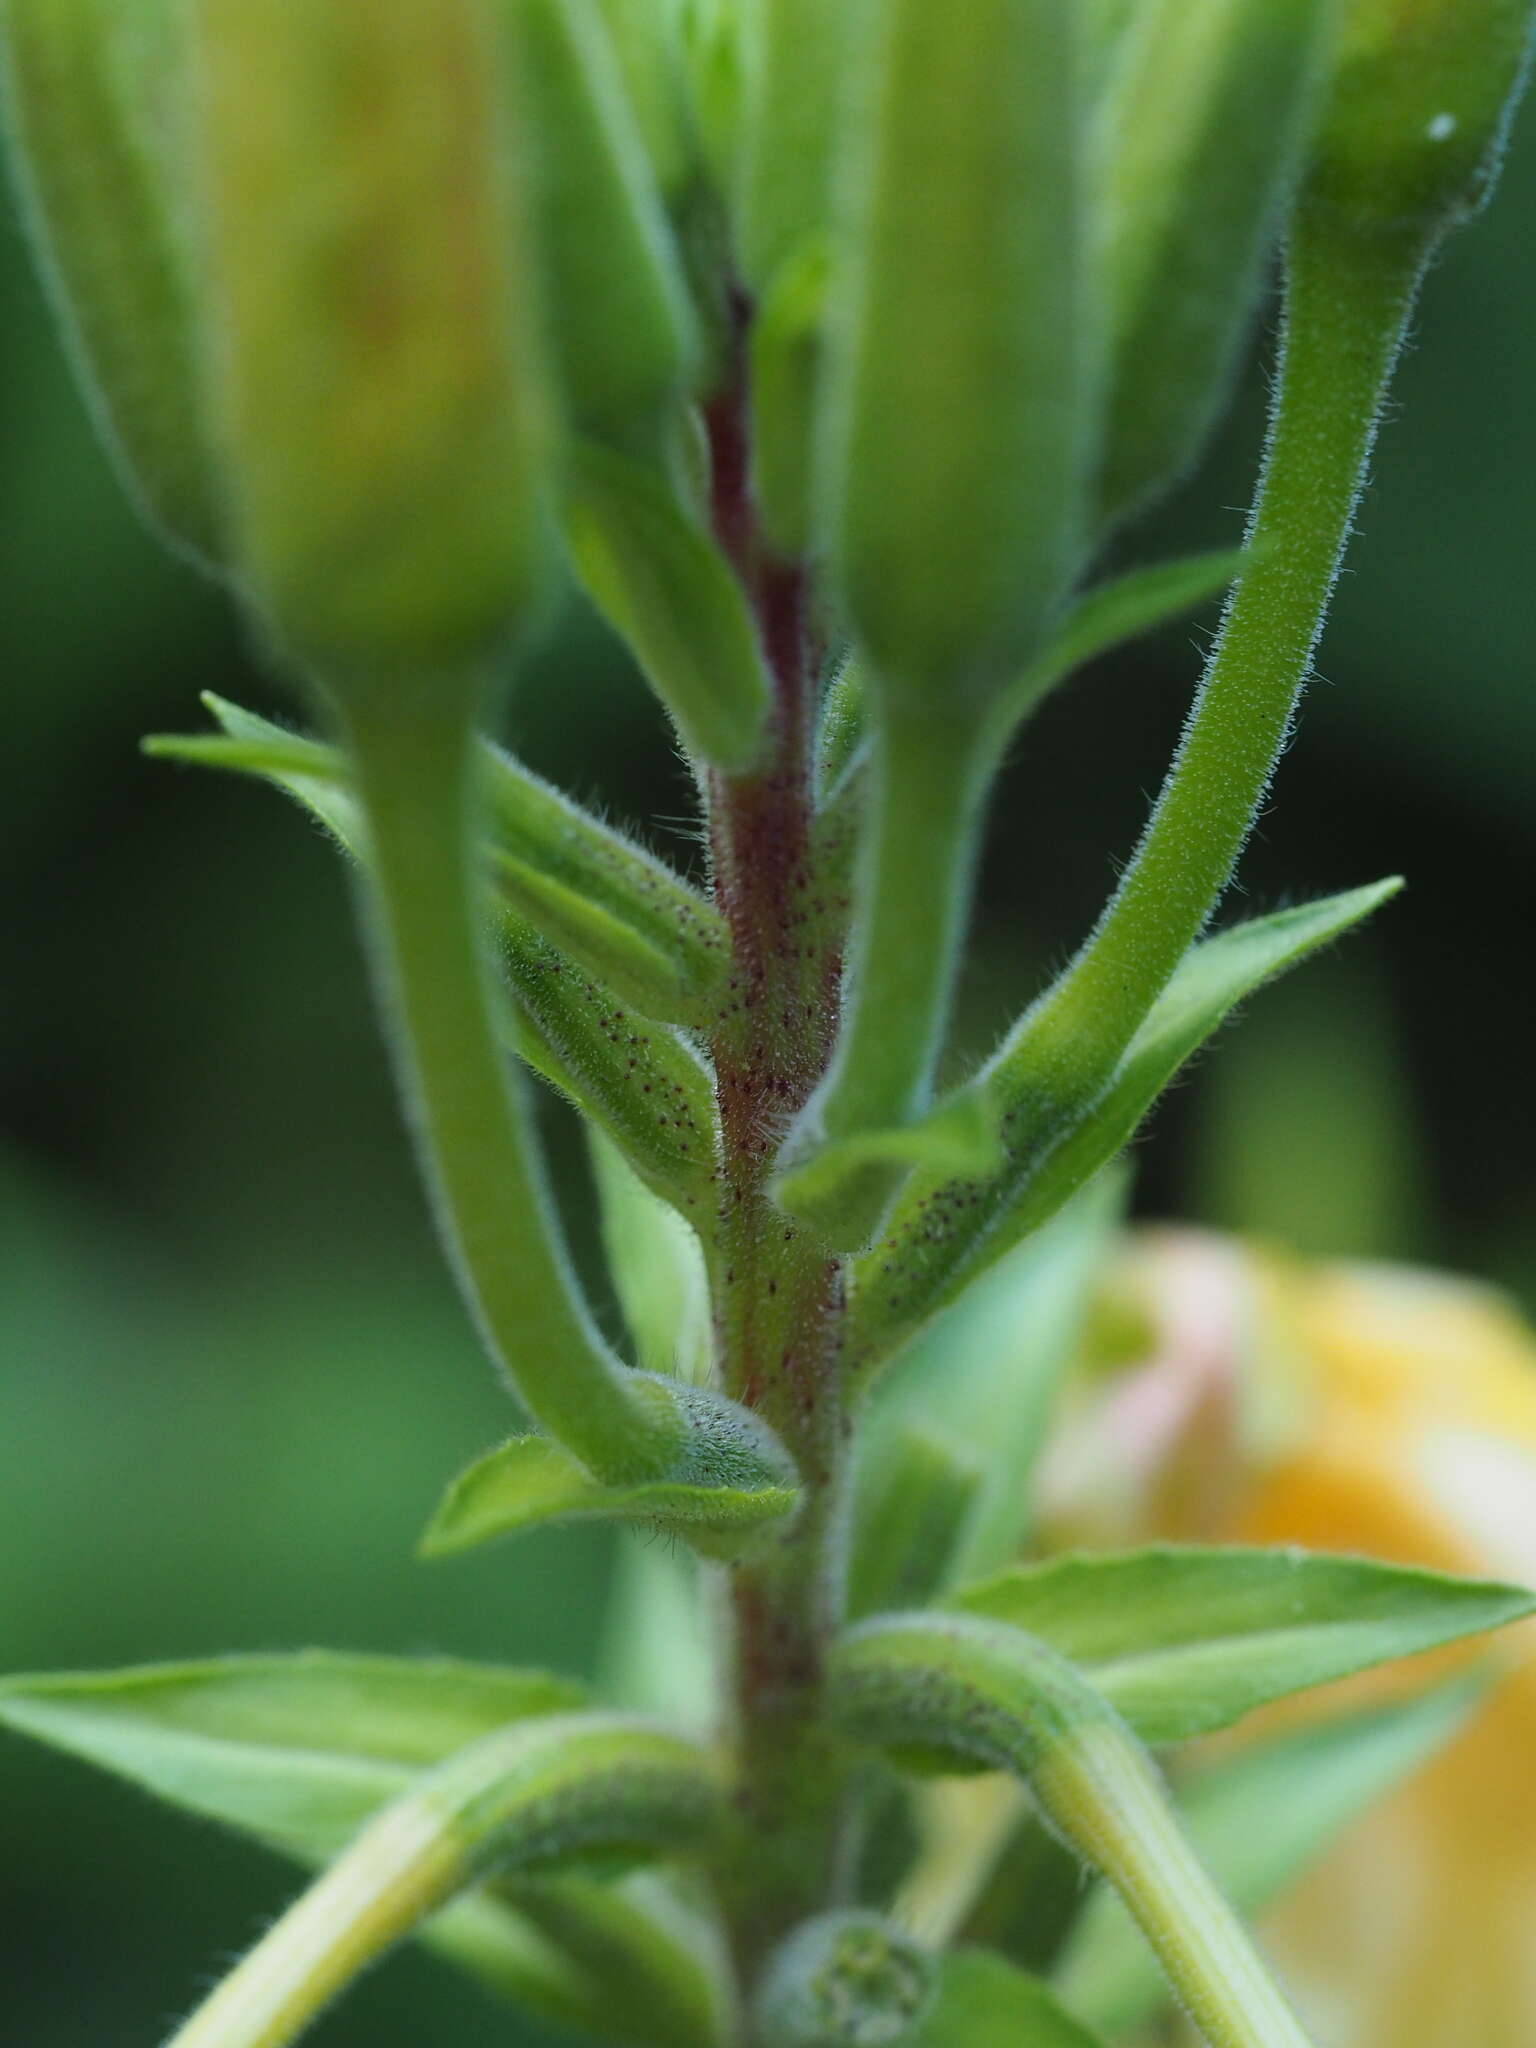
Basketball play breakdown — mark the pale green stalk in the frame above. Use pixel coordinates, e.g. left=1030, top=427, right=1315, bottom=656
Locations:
left=829, top=1613, right=1316, bottom=2048
left=163, top=1714, right=720, bottom=2048
left=995, top=209, right=1429, bottom=1114
left=340, top=677, right=682, bottom=1482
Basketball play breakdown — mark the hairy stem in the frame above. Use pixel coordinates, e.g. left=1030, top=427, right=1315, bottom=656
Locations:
left=700, top=368, right=854, bottom=1994
left=998, top=211, right=1429, bottom=1108
left=830, top=1614, right=1316, bottom=2048
left=341, top=677, right=678, bottom=1481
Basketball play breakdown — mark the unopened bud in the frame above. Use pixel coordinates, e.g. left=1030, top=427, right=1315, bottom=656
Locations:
left=1, top=0, right=222, bottom=561
left=193, top=0, right=550, bottom=674
left=825, top=0, right=1089, bottom=703
left=514, top=0, right=698, bottom=440
left=1094, top=0, right=1337, bottom=528
left=1304, top=0, right=1536, bottom=237
left=755, top=1913, right=935, bottom=2048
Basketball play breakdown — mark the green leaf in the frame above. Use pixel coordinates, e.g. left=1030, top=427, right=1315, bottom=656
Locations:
left=848, top=1424, right=983, bottom=1621
left=0, top=1652, right=583, bottom=1858
left=563, top=436, right=771, bottom=771
left=1055, top=1682, right=1480, bottom=2037
left=0, top=1657, right=724, bottom=2048
left=590, top=1127, right=712, bottom=1380
left=910, top=1950, right=1107, bottom=2048
left=774, top=1082, right=1003, bottom=1251
left=994, top=548, right=1253, bottom=738
left=148, top=692, right=729, bottom=1028
left=856, top=1176, right=1123, bottom=1582
left=852, top=880, right=1401, bottom=1371
left=597, top=1533, right=718, bottom=1733
left=951, top=1545, right=1536, bottom=1744
left=421, top=1431, right=800, bottom=1561
left=429, top=1874, right=727, bottom=2048
left=500, top=917, right=721, bottom=1213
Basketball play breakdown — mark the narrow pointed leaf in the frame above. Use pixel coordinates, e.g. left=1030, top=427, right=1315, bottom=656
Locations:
left=994, top=548, right=1253, bottom=739
left=421, top=1432, right=799, bottom=1560
left=149, top=693, right=729, bottom=1027
left=594, top=0, right=694, bottom=199
left=951, top=1545, right=1536, bottom=1744
left=0, top=1653, right=582, bottom=1857
left=775, top=1082, right=1002, bottom=1247
left=501, top=920, right=720, bottom=1211
left=563, top=436, right=771, bottom=771
left=0, top=1656, right=724, bottom=2048
left=1056, top=1682, right=1481, bottom=2037
left=481, top=736, right=728, bottom=1023
left=848, top=1425, right=983, bottom=1620
left=912, top=1950, right=1107, bottom=2048
left=856, top=1177, right=1124, bottom=1579
left=852, top=881, right=1401, bottom=1370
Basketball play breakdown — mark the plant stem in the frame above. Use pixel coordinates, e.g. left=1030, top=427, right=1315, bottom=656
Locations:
left=787, top=697, right=994, bottom=1181
left=830, top=1614, right=1317, bottom=2048
left=163, top=1715, right=720, bottom=2048
left=997, top=210, right=1429, bottom=1108
left=700, top=367, right=855, bottom=1995
left=341, top=676, right=677, bottom=1481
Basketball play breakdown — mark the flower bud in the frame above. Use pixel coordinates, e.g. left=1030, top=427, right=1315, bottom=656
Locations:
left=1094, top=0, right=1337, bottom=528
left=737, top=0, right=856, bottom=294
left=192, top=0, right=549, bottom=675
left=1304, top=0, right=1536, bottom=237
left=514, top=0, right=698, bottom=439
left=824, top=0, right=1090, bottom=703
left=0, top=0, right=222, bottom=561
left=755, top=1912, right=935, bottom=2048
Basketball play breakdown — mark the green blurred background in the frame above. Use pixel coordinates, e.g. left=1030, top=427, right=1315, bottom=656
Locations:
left=3, top=118, right=1534, bottom=2044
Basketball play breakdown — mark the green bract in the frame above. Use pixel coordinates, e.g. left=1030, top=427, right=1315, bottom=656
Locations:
left=4, top=5, right=1535, bottom=2047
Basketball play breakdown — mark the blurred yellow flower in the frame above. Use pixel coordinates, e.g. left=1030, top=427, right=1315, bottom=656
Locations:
left=1042, top=1232, right=1536, bottom=2047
